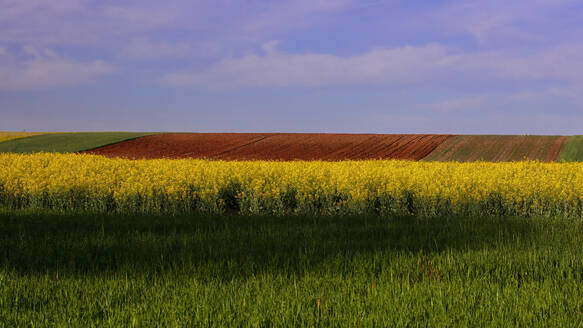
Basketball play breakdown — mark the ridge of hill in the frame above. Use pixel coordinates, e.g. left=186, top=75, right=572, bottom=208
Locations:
left=1, top=132, right=581, bottom=162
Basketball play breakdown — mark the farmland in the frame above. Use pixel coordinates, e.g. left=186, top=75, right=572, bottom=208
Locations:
left=2, top=135, right=583, bottom=326
left=559, top=136, right=583, bottom=162
left=84, top=133, right=452, bottom=160
left=2, top=132, right=583, bottom=162
left=423, top=135, right=569, bottom=162
left=1, top=0, right=578, bottom=325
left=2, top=153, right=583, bottom=217
left=2, top=211, right=583, bottom=326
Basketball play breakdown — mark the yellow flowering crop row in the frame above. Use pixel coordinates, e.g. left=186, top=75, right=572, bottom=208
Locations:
left=1, top=153, right=582, bottom=217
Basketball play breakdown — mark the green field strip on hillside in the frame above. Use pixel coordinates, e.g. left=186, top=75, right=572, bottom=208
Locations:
left=558, top=136, right=583, bottom=162
left=479, top=135, right=506, bottom=161
left=423, top=135, right=567, bottom=162
left=0, top=132, right=158, bottom=153
left=0, top=131, right=49, bottom=144
left=422, top=135, right=464, bottom=161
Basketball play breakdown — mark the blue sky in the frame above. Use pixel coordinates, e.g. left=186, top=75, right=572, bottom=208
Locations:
left=1, top=0, right=582, bottom=134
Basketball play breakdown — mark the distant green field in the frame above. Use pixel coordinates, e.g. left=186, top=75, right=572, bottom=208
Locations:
left=558, top=136, right=583, bottom=162
left=423, top=135, right=569, bottom=162
left=0, top=132, right=156, bottom=153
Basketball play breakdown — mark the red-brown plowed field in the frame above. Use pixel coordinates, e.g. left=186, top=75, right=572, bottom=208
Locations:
left=423, top=135, right=569, bottom=162
left=84, top=133, right=452, bottom=161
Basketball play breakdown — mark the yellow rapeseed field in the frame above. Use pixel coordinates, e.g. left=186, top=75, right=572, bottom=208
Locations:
left=1, top=152, right=582, bottom=217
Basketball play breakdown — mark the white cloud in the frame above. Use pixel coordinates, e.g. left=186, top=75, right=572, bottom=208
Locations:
left=511, top=91, right=540, bottom=101
left=433, top=0, right=580, bottom=44
left=119, top=37, right=192, bottom=59
left=425, top=96, right=487, bottom=113
left=261, top=40, right=280, bottom=55
left=549, top=85, right=583, bottom=104
left=511, top=85, right=583, bottom=105
left=0, top=47, right=115, bottom=90
left=160, top=41, right=583, bottom=90
left=0, top=0, right=196, bottom=47
left=0, top=0, right=86, bottom=20
left=0, top=0, right=354, bottom=50
left=0, top=0, right=96, bottom=45
left=103, top=5, right=177, bottom=27
left=243, top=0, right=354, bottom=35
left=456, top=44, right=583, bottom=81
left=160, top=42, right=458, bottom=88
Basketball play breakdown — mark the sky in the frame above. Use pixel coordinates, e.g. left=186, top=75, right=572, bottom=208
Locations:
left=1, top=0, right=582, bottom=134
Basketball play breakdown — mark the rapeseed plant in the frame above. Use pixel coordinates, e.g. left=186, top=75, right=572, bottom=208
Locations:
left=1, top=153, right=582, bottom=217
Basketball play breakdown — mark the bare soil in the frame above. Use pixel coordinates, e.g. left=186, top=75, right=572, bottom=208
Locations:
left=84, top=133, right=453, bottom=161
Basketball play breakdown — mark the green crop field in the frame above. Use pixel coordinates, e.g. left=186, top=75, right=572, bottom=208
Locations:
left=0, top=132, right=156, bottom=153
left=559, top=136, right=583, bottom=162
left=1, top=211, right=582, bottom=326
left=423, top=135, right=569, bottom=162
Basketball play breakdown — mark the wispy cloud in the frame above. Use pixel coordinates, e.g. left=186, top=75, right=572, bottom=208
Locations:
left=457, top=44, right=583, bottom=81
left=0, top=1, right=214, bottom=53
left=0, top=47, right=115, bottom=90
left=242, top=0, right=354, bottom=36
left=425, top=95, right=487, bottom=113
left=160, top=42, right=458, bottom=88
left=0, top=0, right=355, bottom=50
left=432, top=0, right=582, bottom=44
left=119, top=37, right=192, bottom=59
left=549, top=85, right=583, bottom=104
left=160, top=41, right=583, bottom=91
left=1, top=0, right=582, bottom=133
left=510, top=85, right=583, bottom=105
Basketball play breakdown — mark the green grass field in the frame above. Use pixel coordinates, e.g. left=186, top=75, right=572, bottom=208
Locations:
left=559, top=136, right=583, bottom=162
left=423, top=135, right=569, bottom=162
left=1, top=211, right=582, bottom=326
left=0, top=132, right=155, bottom=153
